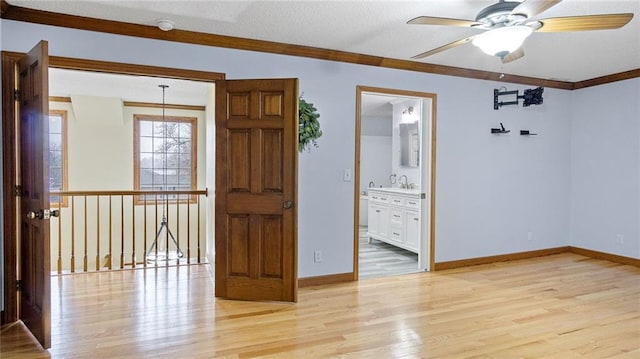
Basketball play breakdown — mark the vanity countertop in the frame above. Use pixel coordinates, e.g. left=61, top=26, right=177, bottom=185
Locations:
left=367, top=187, right=422, bottom=196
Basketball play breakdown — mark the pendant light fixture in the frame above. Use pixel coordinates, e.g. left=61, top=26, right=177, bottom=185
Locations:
left=146, top=84, right=184, bottom=263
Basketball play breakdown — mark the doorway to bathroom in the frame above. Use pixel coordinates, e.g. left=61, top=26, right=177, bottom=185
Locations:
left=353, top=86, right=436, bottom=280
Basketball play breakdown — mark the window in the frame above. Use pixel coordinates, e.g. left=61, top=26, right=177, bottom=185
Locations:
left=134, top=115, right=197, bottom=202
left=49, top=110, right=67, bottom=207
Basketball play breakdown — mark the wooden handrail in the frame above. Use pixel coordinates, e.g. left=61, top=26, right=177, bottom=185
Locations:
left=49, top=189, right=208, bottom=274
left=50, top=189, right=208, bottom=196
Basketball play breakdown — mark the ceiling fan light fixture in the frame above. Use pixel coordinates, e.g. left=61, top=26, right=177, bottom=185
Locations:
left=472, top=25, right=533, bottom=58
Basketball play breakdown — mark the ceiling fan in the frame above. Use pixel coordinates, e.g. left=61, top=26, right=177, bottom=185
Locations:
left=408, top=0, right=634, bottom=63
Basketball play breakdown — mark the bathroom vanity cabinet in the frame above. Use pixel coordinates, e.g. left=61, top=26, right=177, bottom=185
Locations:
left=367, top=188, right=421, bottom=253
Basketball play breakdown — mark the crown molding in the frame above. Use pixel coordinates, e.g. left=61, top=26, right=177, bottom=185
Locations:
left=1, top=1, right=637, bottom=90
left=572, top=68, right=640, bottom=90
left=49, top=96, right=71, bottom=103
left=123, top=101, right=205, bottom=111
left=0, top=1, right=8, bottom=15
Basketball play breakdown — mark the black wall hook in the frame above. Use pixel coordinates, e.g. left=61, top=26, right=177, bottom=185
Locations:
left=491, top=122, right=510, bottom=134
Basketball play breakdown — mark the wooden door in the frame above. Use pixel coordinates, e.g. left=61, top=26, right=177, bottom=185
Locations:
left=215, top=79, right=298, bottom=302
left=17, top=41, right=51, bottom=348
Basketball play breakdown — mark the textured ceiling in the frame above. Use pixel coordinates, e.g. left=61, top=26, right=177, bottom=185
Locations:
left=7, top=0, right=640, bottom=82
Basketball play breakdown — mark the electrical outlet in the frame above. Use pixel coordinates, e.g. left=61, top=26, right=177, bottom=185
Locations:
left=314, top=250, right=322, bottom=263
left=616, top=234, right=624, bottom=245
left=527, top=231, right=533, bottom=241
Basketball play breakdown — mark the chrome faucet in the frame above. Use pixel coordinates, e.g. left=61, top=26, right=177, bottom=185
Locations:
left=368, top=181, right=375, bottom=188
left=399, top=175, right=408, bottom=189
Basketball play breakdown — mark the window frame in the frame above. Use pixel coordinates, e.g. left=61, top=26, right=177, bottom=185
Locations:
left=133, top=114, right=198, bottom=204
left=49, top=110, right=68, bottom=208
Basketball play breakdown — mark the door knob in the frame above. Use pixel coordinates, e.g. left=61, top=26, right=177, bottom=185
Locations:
left=26, top=210, right=42, bottom=220
left=283, top=200, right=293, bottom=209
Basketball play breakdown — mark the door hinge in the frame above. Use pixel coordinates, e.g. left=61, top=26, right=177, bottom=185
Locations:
left=16, top=280, right=23, bottom=291
left=14, top=185, right=23, bottom=197
left=13, top=89, right=21, bottom=102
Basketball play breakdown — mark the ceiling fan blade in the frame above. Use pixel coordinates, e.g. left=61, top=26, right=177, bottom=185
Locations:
left=536, top=13, right=633, bottom=32
left=512, top=0, right=562, bottom=19
left=407, top=16, right=479, bottom=27
left=411, top=35, right=478, bottom=59
left=502, top=48, right=525, bottom=64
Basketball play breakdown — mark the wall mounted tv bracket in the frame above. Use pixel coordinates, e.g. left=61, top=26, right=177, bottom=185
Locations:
left=494, top=87, right=544, bottom=110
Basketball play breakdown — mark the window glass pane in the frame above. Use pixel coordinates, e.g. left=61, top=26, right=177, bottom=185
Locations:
left=179, top=153, right=191, bottom=168
left=49, top=150, right=62, bottom=169
left=48, top=111, right=66, bottom=205
left=49, top=133, right=62, bottom=147
left=140, top=136, right=153, bottom=152
left=49, top=115, right=62, bottom=133
left=139, top=152, right=153, bottom=169
left=153, top=122, right=166, bottom=136
left=166, top=153, right=182, bottom=167
left=135, top=116, right=196, bottom=199
left=140, top=169, right=153, bottom=185
left=49, top=168, right=62, bottom=191
left=165, top=140, right=180, bottom=153
left=153, top=154, right=165, bottom=169
left=166, top=123, right=179, bottom=137
left=179, top=169, right=191, bottom=186
left=177, top=138, right=191, bottom=154
left=178, top=123, right=191, bottom=137
left=139, top=121, right=152, bottom=136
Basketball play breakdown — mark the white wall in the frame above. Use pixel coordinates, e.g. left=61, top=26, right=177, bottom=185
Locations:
left=434, top=81, right=572, bottom=261
left=1, top=19, right=635, bottom=279
left=570, top=78, right=640, bottom=258
left=360, top=135, right=392, bottom=193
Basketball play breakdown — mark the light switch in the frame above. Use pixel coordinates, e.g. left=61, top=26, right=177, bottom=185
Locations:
left=343, top=169, right=352, bottom=182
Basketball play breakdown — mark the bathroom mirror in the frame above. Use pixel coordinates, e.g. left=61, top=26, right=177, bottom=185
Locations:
left=400, top=121, right=419, bottom=167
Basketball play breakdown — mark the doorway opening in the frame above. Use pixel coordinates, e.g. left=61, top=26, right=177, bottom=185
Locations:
left=353, top=86, right=437, bottom=280
left=1, top=51, right=223, bottom=328
left=46, top=68, right=214, bottom=275
left=4, top=47, right=300, bottom=351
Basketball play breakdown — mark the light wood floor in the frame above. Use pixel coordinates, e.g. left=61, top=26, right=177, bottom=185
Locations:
left=2, top=253, right=639, bottom=358
left=359, top=226, right=419, bottom=279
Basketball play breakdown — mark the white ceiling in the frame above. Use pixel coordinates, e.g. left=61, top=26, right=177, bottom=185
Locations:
left=6, top=1, right=640, bottom=83
left=49, top=68, right=210, bottom=105
left=49, top=69, right=405, bottom=119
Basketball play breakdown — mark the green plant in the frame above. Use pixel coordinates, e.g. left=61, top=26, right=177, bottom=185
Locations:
left=298, top=96, right=322, bottom=152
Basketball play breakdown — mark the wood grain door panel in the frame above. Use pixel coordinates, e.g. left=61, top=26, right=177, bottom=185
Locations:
left=216, top=79, right=297, bottom=302
left=262, top=130, right=283, bottom=192
left=228, top=130, right=251, bottom=191
left=18, top=41, right=51, bottom=349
